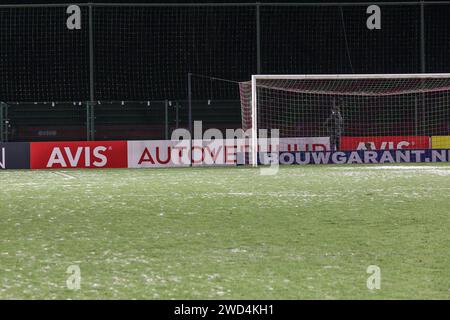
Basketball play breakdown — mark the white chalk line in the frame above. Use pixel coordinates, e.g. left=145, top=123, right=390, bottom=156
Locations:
left=51, top=171, right=77, bottom=179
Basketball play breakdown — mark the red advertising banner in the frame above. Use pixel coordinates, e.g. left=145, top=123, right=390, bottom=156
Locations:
left=30, top=141, right=127, bottom=169
left=341, top=136, right=430, bottom=151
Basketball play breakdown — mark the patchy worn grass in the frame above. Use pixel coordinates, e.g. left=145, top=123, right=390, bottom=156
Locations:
left=1, top=164, right=449, bottom=299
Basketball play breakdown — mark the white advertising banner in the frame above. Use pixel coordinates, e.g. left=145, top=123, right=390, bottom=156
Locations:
left=127, top=137, right=330, bottom=168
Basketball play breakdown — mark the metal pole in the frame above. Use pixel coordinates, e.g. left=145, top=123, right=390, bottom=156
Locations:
left=89, top=4, right=95, bottom=102
left=165, top=99, right=169, bottom=140
left=86, top=102, right=91, bottom=141
left=90, top=102, right=95, bottom=140
left=187, top=73, right=194, bottom=167
left=87, top=5, right=95, bottom=141
left=86, top=102, right=95, bottom=141
left=188, top=73, right=193, bottom=136
left=251, top=75, right=258, bottom=166
left=419, top=1, right=425, bottom=137
left=175, top=102, right=179, bottom=129
left=4, top=104, right=8, bottom=142
left=420, top=0, right=426, bottom=73
left=0, top=103, right=4, bottom=142
left=415, top=96, right=418, bottom=136
left=256, top=3, right=261, bottom=74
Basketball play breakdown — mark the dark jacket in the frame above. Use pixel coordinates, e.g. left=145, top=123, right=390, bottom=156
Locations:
left=325, top=110, right=343, bottom=136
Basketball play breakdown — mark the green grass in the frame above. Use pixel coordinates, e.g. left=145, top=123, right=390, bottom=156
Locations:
left=1, top=164, right=450, bottom=299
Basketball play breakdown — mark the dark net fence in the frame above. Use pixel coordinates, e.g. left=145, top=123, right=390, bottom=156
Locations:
left=0, top=6, right=90, bottom=102
left=260, top=5, right=421, bottom=75
left=94, top=5, right=257, bottom=101
left=0, top=3, right=449, bottom=141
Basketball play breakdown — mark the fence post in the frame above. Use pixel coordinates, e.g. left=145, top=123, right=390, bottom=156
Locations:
left=4, top=103, right=8, bottom=142
left=87, top=4, right=95, bottom=141
left=89, top=4, right=95, bottom=102
left=0, top=102, right=8, bottom=143
left=86, top=102, right=91, bottom=141
left=188, top=73, right=193, bottom=136
left=256, top=2, right=261, bottom=74
left=420, top=0, right=426, bottom=73
left=90, top=102, right=95, bottom=141
left=415, top=96, right=419, bottom=136
left=86, top=101, right=95, bottom=141
left=175, top=102, right=179, bottom=129
left=165, top=99, right=169, bottom=140
left=417, top=1, right=426, bottom=136
left=0, top=102, right=4, bottom=142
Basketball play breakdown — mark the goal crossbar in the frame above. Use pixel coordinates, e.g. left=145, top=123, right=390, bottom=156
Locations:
left=252, top=73, right=450, bottom=80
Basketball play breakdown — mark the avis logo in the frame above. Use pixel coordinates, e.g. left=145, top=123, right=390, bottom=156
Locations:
left=47, top=146, right=108, bottom=168
left=357, top=141, right=411, bottom=150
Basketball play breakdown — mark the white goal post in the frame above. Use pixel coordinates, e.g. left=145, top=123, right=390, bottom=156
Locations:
left=244, top=73, right=450, bottom=167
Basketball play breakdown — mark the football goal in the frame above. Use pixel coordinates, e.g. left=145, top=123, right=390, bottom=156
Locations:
left=240, top=74, right=450, bottom=166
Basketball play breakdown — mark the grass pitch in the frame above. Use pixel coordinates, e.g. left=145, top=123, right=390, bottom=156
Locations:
left=1, top=164, right=450, bottom=299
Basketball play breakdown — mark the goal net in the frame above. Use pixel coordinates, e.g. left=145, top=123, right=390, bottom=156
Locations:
left=240, top=74, right=450, bottom=166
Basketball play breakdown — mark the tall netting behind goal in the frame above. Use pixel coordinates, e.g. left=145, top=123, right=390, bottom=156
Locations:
left=240, top=74, right=450, bottom=165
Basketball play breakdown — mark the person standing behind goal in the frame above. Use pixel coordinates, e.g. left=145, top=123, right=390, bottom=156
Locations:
left=324, top=98, right=344, bottom=152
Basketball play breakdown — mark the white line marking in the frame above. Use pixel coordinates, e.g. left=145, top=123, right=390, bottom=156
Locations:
left=52, top=171, right=76, bottom=179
